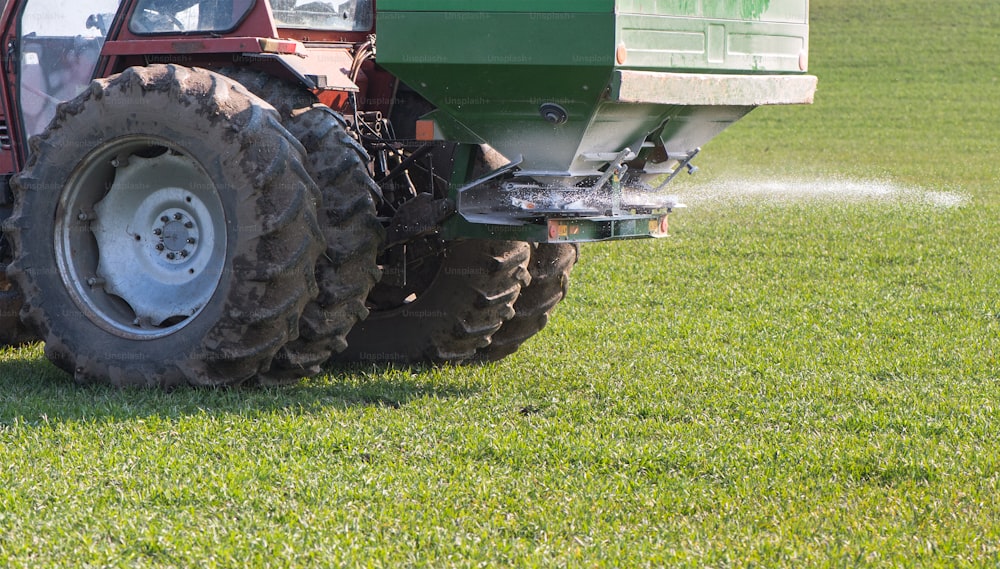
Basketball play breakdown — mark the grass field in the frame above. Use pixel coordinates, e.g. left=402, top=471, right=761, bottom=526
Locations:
left=2, top=0, right=999, bottom=566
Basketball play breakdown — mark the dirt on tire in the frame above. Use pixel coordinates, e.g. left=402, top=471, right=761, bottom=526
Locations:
left=219, top=68, right=384, bottom=384
left=477, top=243, right=578, bottom=361
left=334, top=239, right=532, bottom=364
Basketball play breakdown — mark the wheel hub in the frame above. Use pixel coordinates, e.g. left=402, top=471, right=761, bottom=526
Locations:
left=154, top=211, right=199, bottom=261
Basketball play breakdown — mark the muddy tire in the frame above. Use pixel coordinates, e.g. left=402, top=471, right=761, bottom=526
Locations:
left=2, top=64, right=324, bottom=388
left=334, top=239, right=531, bottom=364
left=0, top=266, right=34, bottom=347
left=478, top=243, right=578, bottom=361
left=0, top=218, right=36, bottom=346
left=220, top=69, right=383, bottom=384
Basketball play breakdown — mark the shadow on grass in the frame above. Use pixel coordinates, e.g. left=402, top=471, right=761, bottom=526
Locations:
left=0, top=349, right=484, bottom=425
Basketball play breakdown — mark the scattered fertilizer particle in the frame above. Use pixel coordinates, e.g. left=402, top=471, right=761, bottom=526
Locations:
left=676, top=177, right=967, bottom=208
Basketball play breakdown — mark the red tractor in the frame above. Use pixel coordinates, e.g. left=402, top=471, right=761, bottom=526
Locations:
left=0, top=1, right=816, bottom=388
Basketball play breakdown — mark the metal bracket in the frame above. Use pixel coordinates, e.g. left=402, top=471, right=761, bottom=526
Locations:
left=383, top=193, right=455, bottom=250
left=4, top=40, right=17, bottom=75
left=457, top=155, right=524, bottom=195
left=591, top=148, right=636, bottom=193
left=455, top=155, right=525, bottom=225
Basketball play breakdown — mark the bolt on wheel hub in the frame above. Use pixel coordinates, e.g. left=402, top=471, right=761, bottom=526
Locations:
left=154, top=210, right=199, bottom=262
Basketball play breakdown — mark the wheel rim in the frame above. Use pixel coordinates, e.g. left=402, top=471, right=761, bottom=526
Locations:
left=56, top=138, right=227, bottom=339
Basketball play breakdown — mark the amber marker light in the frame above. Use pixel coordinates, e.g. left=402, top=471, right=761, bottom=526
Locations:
left=415, top=120, right=436, bottom=141
left=616, top=43, right=628, bottom=65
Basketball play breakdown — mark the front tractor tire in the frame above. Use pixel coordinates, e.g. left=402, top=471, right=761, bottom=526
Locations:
left=3, top=65, right=324, bottom=388
left=335, top=239, right=531, bottom=364
left=478, top=243, right=578, bottom=361
left=329, top=142, right=573, bottom=366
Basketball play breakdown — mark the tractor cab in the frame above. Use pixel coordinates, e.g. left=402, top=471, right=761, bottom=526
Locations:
left=129, top=0, right=256, bottom=34
left=129, top=0, right=373, bottom=33
left=15, top=1, right=119, bottom=136
left=6, top=0, right=375, bottom=141
left=272, top=0, right=373, bottom=31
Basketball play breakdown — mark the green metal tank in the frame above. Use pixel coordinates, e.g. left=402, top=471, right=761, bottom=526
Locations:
left=376, top=0, right=817, bottom=180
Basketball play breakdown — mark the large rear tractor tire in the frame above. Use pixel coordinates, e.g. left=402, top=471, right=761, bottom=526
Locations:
left=2, top=65, right=324, bottom=388
left=477, top=243, right=578, bottom=361
left=218, top=69, right=382, bottom=385
left=334, top=239, right=531, bottom=364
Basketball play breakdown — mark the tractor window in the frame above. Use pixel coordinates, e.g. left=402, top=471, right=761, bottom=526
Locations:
left=18, top=0, right=122, bottom=137
left=273, top=0, right=373, bottom=31
left=130, top=0, right=255, bottom=34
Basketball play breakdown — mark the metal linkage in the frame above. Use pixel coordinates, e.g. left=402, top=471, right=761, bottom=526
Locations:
left=655, top=147, right=701, bottom=192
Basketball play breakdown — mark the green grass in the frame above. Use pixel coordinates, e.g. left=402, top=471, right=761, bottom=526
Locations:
left=3, top=0, right=1000, bottom=566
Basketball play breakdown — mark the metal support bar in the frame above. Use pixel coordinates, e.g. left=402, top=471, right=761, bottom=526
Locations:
left=377, top=143, right=435, bottom=189
left=591, top=148, right=635, bottom=193
left=443, top=212, right=670, bottom=243
left=610, top=167, right=624, bottom=216
left=454, top=154, right=524, bottom=223
left=656, top=147, right=701, bottom=192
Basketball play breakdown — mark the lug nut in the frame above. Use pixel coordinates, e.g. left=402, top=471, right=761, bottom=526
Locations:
left=187, top=238, right=196, bottom=245
left=184, top=221, right=194, bottom=229
left=180, top=250, right=189, bottom=258
left=161, top=216, right=169, bottom=223
left=156, top=244, right=165, bottom=251
left=166, top=253, right=176, bottom=260
left=174, top=212, right=183, bottom=220
left=153, top=228, right=162, bottom=236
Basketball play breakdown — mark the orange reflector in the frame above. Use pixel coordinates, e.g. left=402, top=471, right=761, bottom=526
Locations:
left=258, top=38, right=302, bottom=54
left=649, top=216, right=669, bottom=236
left=548, top=221, right=573, bottom=240
left=616, top=43, right=628, bottom=65
left=415, top=120, right=436, bottom=141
